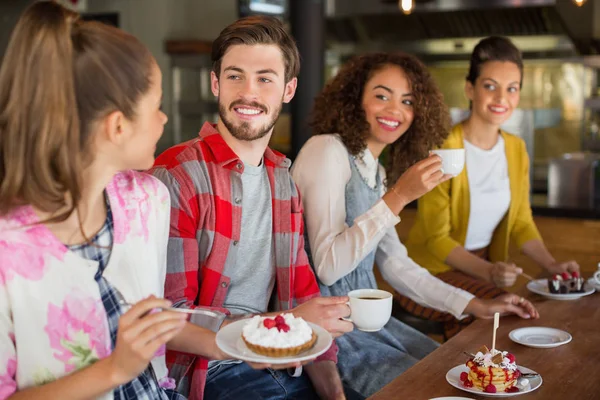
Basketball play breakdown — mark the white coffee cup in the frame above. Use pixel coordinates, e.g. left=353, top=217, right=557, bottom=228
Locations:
left=345, top=289, right=392, bottom=332
left=431, top=149, right=465, bottom=177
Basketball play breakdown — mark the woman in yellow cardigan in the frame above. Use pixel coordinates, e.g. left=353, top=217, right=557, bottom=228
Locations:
left=402, top=36, right=579, bottom=339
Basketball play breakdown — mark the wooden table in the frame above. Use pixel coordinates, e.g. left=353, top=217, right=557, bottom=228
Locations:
left=369, top=288, right=600, bottom=400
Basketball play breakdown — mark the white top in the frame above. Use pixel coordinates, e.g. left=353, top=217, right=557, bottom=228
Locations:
left=0, top=171, right=171, bottom=399
left=291, top=134, right=474, bottom=319
left=464, top=136, right=511, bottom=250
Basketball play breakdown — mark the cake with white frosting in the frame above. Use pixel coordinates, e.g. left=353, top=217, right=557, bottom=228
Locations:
left=241, top=313, right=317, bottom=357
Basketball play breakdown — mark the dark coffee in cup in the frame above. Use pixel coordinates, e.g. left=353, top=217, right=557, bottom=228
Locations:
left=359, top=296, right=383, bottom=300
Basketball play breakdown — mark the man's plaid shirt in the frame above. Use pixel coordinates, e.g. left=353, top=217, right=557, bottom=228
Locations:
left=149, top=123, right=337, bottom=400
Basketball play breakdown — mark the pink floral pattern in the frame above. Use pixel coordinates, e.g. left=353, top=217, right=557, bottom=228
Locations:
left=109, top=172, right=163, bottom=244
left=44, top=290, right=110, bottom=373
left=0, top=208, right=66, bottom=285
left=0, top=357, right=17, bottom=399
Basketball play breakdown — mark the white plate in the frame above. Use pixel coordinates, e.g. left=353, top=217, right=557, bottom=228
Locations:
left=216, top=318, right=332, bottom=364
left=509, top=327, right=572, bottom=348
left=430, top=397, right=475, bottom=400
left=430, top=397, right=476, bottom=400
left=526, top=278, right=594, bottom=300
left=586, top=278, right=600, bottom=291
left=446, top=365, right=542, bottom=397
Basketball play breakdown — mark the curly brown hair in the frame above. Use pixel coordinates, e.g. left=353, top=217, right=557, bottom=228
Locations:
left=311, top=52, right=450, bottom=186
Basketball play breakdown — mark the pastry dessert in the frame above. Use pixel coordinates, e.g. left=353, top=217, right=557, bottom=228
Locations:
left=548, top=272, right=585, bottom=294
left=241, top=313, right=317, bottom=357
left=461, top=345, right=520, bottom=393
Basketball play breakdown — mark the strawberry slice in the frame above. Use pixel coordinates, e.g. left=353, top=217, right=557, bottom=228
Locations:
left=275, top=315, right=285, bottom=325
left=506, top=353, right=515, bottom=364
left=561, top=272, right=571, bottom=280
left=263, top=318, right=277, bottom=329
left=460, top=372, right=468, bottom=382
left=277, top=323, right=290, bottom=333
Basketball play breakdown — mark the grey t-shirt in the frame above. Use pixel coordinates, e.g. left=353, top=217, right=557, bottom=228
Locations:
left=209, top=160, right=276, bottom=370
left=222, top=159, right=275, bottom=315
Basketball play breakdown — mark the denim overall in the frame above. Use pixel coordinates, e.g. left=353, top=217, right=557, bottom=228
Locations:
left=315, top=152, right=439, bottom=397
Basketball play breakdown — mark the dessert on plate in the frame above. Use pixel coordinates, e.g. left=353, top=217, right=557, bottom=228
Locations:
left=241, top=313, right=317, bottom=357
left=461, top=345, right=521, bottom=393
left=547, top=271, right=585, bottom=294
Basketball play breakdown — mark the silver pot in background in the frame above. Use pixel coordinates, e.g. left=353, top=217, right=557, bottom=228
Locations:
left=548, top=152, right=600, bottom=210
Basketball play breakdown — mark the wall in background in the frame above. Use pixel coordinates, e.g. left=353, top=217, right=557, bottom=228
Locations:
left=0, top=1, right=34, bottom=61
left=85, top=0, right=238, bottom=151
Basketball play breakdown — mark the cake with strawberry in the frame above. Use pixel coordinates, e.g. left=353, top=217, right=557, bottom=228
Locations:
left=548, top=271, right=585, bottom=294
left=461, top=345, right=521, bottom=393
left=241, top=313, right=317, bottom=357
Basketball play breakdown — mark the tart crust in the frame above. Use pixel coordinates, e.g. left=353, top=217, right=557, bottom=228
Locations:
left=242, top=331, right=318, bottom=357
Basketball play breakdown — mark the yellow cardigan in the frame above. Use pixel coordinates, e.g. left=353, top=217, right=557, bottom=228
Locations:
left=406, top=123, right=542, bottom=276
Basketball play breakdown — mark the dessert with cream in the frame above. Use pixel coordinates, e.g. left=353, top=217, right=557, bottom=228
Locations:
left=461, top=345, right=520, bottom=393
left=241, top=313, right=317, bottom=357
left=548, top=271, right=585, bottom=294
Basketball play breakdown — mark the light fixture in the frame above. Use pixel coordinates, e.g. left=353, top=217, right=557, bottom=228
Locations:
left=573, top=0, right=587, bottom=6
left=399, top=0, right=414, bottom=15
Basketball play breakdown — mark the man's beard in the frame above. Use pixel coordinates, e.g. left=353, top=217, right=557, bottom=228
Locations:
left=219, top=98, right=282, bottom=142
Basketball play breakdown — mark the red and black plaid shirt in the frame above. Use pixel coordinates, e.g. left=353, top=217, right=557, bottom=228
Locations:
left=149, top=123, right=337, bottom=400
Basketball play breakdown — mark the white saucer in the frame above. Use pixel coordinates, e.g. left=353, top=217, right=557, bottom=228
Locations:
left=447, top=364, right=542, bottom=397
left=509, top=327, right=572, bottom=348
left=526, top=278, right=594, bottom=300
left=586, top=278, right=600, bottom=291
left=215, top=318, right=332, bottom=364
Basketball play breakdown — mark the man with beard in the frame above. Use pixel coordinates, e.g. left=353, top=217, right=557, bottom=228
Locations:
left=149, top=16, right=356, bottom=400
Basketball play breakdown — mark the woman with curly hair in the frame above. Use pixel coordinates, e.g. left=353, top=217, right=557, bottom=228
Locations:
left=291, top=52, right=538, bottom=397
left=403, top=36, right=579, bottom=339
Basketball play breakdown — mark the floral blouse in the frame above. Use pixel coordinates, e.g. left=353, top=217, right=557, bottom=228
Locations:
left=0, top=171, right=171, bottom=400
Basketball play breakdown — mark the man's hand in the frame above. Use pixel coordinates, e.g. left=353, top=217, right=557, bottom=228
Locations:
left=305, top=361, right=346, bottom=400
left=292, top=297, right=353, bottom=338
left=465, top=294, right=539, bottom=320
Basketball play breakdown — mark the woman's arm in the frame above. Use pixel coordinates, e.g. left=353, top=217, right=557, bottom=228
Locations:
left=510, top=143, right=580, bottom=274
left=521, top=239, right=579, bottom=274
left=445, top=246, right=494, bottom=281
left=5, top=297, right=185, bottom=400
left=376, top=227, right=474, bottom=318
left=291, top=135, right=397, bottom=286
left=6, top=358, right=121, bottom=400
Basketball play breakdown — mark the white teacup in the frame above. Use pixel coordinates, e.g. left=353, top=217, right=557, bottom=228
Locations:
left=431, top=149, right=465, bottom=176
left=345, top=289, right=392, bottom=332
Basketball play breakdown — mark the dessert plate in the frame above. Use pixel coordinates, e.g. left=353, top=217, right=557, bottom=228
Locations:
left=429, top=397, right=475, bottom=400
left=526, top=279, right=594, bottom=300
left=509, top=327, right=572, bottom=348
left=216, top=318, right=332, bottom=364
left=446, top=365, right=542, bottom=397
